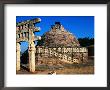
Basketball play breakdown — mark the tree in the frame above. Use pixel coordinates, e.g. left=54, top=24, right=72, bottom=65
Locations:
left=78, top=37, right=94, bottom=47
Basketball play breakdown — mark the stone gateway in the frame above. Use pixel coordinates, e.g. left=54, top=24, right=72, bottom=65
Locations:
left=16, top=18, right=41, bottom=72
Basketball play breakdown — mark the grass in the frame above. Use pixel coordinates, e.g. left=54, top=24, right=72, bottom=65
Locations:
left=56, top=66, right=94, bottom=74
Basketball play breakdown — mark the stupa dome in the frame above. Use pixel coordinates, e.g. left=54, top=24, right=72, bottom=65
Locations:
left=37, top=22, right=80, bottom=47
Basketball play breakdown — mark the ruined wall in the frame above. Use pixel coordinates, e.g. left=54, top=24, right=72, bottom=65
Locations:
left=35, top=46, right=88, bottom=65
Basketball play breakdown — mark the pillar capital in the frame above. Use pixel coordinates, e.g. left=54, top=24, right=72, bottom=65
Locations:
left=16, top=42, right=21, bottom=51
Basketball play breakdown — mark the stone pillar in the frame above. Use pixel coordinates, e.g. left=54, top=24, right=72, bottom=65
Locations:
left=28, top=41, right=36, bottom=72
left=16, top=42, right=20, bottom=71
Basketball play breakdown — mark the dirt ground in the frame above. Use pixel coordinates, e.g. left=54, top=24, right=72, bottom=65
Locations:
left=17, top=66, right=94, bottom=74
left=17, top=57, right=94, bottom=75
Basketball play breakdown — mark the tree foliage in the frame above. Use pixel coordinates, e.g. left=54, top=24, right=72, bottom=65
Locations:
left=78, top=37, right=94, bottom=47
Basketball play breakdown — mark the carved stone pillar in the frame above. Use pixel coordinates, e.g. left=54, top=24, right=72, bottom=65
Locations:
left=16, top=42, right=20, bottom=71
left=28, top=41, right=36, bottom=72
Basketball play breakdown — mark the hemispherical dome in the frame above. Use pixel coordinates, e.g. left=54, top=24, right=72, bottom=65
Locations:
left=37, top=22, right=80, bottom=47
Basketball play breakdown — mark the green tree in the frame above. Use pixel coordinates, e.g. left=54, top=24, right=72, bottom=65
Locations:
left=78, top=37, right=94, bottom=47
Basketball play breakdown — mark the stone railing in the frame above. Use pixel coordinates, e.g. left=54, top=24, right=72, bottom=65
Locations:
left=35, top=46, right=88, bottom=64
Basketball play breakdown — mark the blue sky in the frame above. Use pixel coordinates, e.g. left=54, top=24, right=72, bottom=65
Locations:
left=16, top=16, right=94, bottom=53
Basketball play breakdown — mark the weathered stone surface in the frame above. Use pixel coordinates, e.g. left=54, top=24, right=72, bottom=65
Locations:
left=35, top=22, right=88, bottom=66
left=37, top=22, right=80, bottom=47
left=35, top=46, right=88, bottom=65
left=16, top=42, right=20, bottom=71
left=28, top=41, right=36, bottom=72
left=16, top=18, right=41, bottom=72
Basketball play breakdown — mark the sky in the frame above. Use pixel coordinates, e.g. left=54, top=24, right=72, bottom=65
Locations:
left=16, top=16, right=94, bottom=53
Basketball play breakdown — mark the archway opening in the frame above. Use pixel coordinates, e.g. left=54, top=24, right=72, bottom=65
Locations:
left=20, top=41, right=29, bottom=66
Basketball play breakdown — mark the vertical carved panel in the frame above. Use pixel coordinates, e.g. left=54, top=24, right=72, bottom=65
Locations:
left=28, top=41, right=36, bottom=72
left=16, top=43, right=20, bottom=71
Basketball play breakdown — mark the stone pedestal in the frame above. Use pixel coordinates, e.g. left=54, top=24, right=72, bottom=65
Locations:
left=28, top=41, right=36, bottom=72
left=16, top=43, right=20, bottom=71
